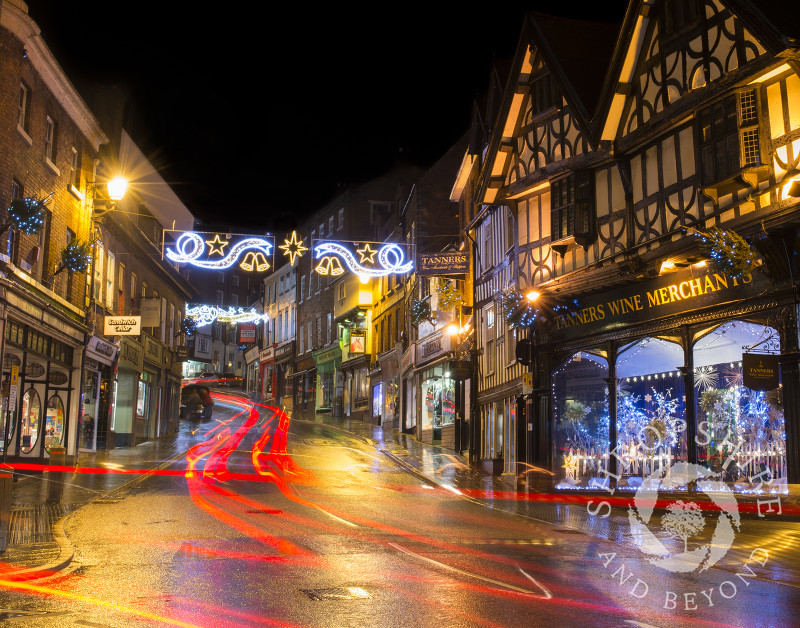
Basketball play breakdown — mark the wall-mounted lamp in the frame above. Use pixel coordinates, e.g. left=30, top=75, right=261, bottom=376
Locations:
left=107, top=176, right=129, bottom=201
left=526, top=290, right=541, bottom=302
left=788, top=179, right=800, bottom=198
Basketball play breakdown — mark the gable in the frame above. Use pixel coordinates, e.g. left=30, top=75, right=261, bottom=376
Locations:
left=605, top=0, right=768, bottom=140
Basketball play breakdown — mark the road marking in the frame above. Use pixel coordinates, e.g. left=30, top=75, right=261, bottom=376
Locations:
left=389, top=542, right=553, bottom=599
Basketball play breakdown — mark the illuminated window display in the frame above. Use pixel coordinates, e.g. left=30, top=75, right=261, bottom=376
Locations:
left=553, top=352, right=609, bottom=487
left=0, top=376, right=17, bottom=452
left=616, top=338, right=687, bottom=487
left=45, top=394, right=64, bottom=451
left=693, top=321, right=785, bottom=484
left=20, top=387, right=41, bottom=453
left=420, top=366, right=455, bottom=432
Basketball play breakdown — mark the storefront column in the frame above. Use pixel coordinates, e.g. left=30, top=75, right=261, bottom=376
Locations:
left=680, top=325, right=697, bottom=466
left=604, top=346, right=618, bottom=485
left=779, top=350, right=800, bottom=484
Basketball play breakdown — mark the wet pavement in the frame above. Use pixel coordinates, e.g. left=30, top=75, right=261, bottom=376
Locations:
left=1, top=390, right=798, bottom=579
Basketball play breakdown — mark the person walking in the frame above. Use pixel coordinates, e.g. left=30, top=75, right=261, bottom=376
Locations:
left=198, top=387, right=214, bottom=419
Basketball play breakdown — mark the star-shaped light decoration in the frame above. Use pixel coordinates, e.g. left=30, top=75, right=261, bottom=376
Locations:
left=279, top=231, right=307, bottom=265
left=357, top=243, right=378, bottom=264
left=206, top=234, right=229, bottom=256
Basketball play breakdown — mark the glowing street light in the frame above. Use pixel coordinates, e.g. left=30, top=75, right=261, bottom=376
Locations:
left=107, top=176, right=129, bottom=201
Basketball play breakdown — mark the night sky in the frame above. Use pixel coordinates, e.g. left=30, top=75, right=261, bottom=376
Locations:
left=28, top=2, right=626, bottom=231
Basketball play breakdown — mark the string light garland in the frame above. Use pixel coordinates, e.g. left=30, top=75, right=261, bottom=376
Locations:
left=314, top=241, right=413, bottom=277
left=689, top=226, right=759, bottom=279
left=166, top=232, right=273, bottom=272
left=186, top=305, right=269, bottom=327
left=52, top=239, right=91, bottom=275
left=411, top=298, right=432, bottom=326
left=181, top=316, right=198, bottom=336
left=436, top=278, right=462, bottom=311
left=1, top=195, right=50, bottom=237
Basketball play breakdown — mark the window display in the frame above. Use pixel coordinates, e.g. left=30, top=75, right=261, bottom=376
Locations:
left=420, top=366, right=455, bottom=431
left=45, top=394, right=64, bottom=451
left=20, top=387, right=41, bottom=453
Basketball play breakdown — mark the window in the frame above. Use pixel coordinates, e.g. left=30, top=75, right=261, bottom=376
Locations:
left=531, top=73, right=559, bottom=116
left=300, top=275, right=305, bottom=302
left=326, top=313, right=332, bottom=344
left=338, top=208, right=345, bottom=230
left=506, top=208, right=515, bottom=251
left=328, top=216, right=334, bottom=234
left=550, top=171, right=594, bottom=247
left=231, top=293, right=238, bottom=307
left=105, top=251, right=115, bottom=310
left=64, top=227, right=76, bottom=297
left=338, top=282, right=346, bottom=300
left=44, top=116, right=57, bottom=165
left=699, top=90, right=764, bottom=199
left=217, top=271, right=224, bottom=283
left=316, top=315, right=322, bottom=347
left=484, top=305, right=495, bottom=375
left=131, top=273, right=137, bottom=307
left=661, top=0, right=700, bottom=38
left=17, top=83, right=29, bottom=133
left=69, top=147, right=81, bottom=190
left=319, top=223, right=325, bottom=238
left=216, top=290, right=224, bottom=305
left=118, top=263, right=125, bottom=314
left=483, top=223, right=493, bottom=271
left=231, top=274, right=239, bottom=287
left=298, top=325, right=304, bottom=354
left=93, top=242, right=104, bottom=302
left=307, top=321, right=313, bottom=350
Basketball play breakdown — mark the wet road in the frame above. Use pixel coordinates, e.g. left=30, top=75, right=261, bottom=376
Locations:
left=0, top=394, right=797, bottom=626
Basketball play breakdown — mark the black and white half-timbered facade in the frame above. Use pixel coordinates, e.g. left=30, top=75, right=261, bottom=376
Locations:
left=472, top=0, right=800, bottom=488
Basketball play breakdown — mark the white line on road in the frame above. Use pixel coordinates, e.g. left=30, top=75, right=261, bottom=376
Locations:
left=389, top=542, right=553, bottom=599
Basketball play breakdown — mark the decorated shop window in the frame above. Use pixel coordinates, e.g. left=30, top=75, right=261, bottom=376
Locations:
left=553, top=352, right=609, bottom=488
left=616, top=338, right=687, bottom=488
left=45, top=394, right=65, bottom=452
left=20, top=387, right=41, bottom=453
left=693, top=321, right=785, bottom=486
left=0, top=375, right=18, bottom=452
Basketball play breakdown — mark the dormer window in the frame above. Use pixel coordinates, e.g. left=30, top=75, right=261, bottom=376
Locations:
left=699, top=89, right=768, bottom=202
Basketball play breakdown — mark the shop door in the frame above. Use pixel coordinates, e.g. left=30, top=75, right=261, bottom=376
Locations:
left=80, top=370, right=101, bottom=451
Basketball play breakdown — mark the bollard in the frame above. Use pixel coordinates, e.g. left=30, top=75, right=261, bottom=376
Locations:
left=47, top=445, right=66, bottom=503
left=0, top=470, right=12, bottom=553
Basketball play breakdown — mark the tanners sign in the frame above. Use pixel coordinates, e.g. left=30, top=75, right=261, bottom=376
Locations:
left=417, top=251, right=469, bottom=276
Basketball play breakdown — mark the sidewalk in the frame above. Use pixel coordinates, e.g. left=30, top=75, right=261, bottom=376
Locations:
left=1, top=394, right=798, bottom=579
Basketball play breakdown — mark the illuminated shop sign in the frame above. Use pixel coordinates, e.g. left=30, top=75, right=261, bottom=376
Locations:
left=104, top=316, right=141, bottom=335
left=314, top=241, right=413, bottom=277
left=549, top=267, right=769, bottom=341
left=417, top=251, right=469, bottom=276
left=186, top=305, right=269, bottom=327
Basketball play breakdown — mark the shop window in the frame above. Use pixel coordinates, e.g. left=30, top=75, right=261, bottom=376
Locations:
left=693, top=321, right=785, bottom=483
left=45, top=394, right=64, bottom=451
left=420, top=366, right=455, bottom=432
left=616, top=338, right=687, bottom=488
left=554, top=352, right=609, bottom=488
left=0, top=372, right=19, bottom=451
left=20, top=387, right=41, bottom=453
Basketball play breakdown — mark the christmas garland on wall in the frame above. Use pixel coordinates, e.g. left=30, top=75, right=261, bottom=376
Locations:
left=689, top=226, right=760, bottom=279
left=52, top=239, right=92, bottom=276
left=0, top=195, right=50, bottom=237
left=503, top=290, right=539, bottom=329
left=410, top=298, right=432, bottom=326
left=435, top=278, right=462, bottom=311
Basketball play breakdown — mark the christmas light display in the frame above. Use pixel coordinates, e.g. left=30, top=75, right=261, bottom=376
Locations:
left=181, top=316, right=198, bottom=336
left=689, top=226, right=759, bottom=279
left=436, top=278, right=463, bottom=311
left=1, top=195, right=50, bottom=237
left=166, top=232, right=273, bottom=272
left=313, top=241, right=413, bottom=277
left=186, top=305, right=269, bottom=327
left=50, top=239, right=92, bottom=277
left=278, top=231, right=307, bottom=265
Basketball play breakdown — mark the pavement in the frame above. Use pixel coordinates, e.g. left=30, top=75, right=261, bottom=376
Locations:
left=1, top=389, right=798, bottom=580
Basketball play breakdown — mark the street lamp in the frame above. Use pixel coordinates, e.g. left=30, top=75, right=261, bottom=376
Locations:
left=106, top=176, right=128, bottom=201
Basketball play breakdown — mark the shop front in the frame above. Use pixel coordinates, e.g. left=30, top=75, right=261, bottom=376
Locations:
left=400, top=345, right=416, bottom=433
left=80, top=335, right=118, bottom=451
left=274, top=340, right=295, bottom=411
left=535, top=266, right=795, bottom=491
left=313, top=344, right=341, bottom=413
left=114, top=336, right=143, bottom=448
left=0, top=308, right=83, bottom=463
left=259, top=346, right=274, bottom=401
left=290, top=355, right=316, bottom=412
left=244, top=346, right=259, bottom=396
left=412, top=330, right=457, bottom=447
left=378, top=346, right=400, bottom=428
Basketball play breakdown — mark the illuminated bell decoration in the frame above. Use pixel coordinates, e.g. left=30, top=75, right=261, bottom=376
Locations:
left=166, top=232, right=273, bottom=272
left=316, top=256, right=344, bottom=276
left=186, top=305, right=269, bottom=327
left=314, top=241, right=413, bottom=277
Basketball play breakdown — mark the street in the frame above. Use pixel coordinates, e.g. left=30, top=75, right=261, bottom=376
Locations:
left=0, top=393, right=797, bottom=627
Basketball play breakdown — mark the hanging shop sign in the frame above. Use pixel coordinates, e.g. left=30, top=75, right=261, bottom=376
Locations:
left=141, top=298, right=161, bottom=327
left=548, top=267, right=769, bottom=342
left=175, top=345, right=190, bottom=361
left=239, top=323, right=257, bottom=343
left=742, top=353, right=780, bottom=391
left=165, top=232, right=274, bottom=272
left=417, top=251, right=469, bottom=276
left=186, top=305, right=269, bottom=327
left=314, top=240, right=413, bottom=278
left=104, top=316, right=142, bottom=335
left=349, top=330, right=367, bottom=354
left=87, top=335, right=118, bottom=366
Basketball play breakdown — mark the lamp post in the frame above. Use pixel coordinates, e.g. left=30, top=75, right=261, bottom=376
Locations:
left=78, top=177, right=127, bottom=453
